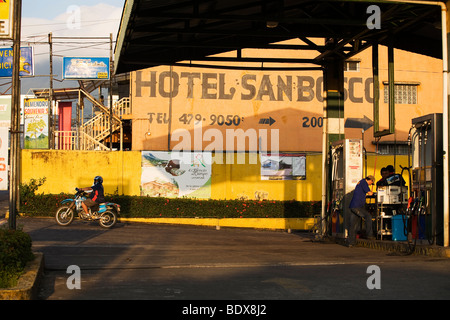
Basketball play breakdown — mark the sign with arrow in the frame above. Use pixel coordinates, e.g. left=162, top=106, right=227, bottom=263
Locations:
left=259, top=116, right=276, bottom=126
left=345, top=115, right=373, bottom=131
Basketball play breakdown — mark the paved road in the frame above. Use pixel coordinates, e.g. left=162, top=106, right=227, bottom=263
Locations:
left=15, top=216, right=450, bottom=305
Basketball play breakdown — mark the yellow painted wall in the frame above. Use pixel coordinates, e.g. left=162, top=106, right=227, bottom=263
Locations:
left=21, top=150, right=142, bottom=196
left=210, top=153, right=322, bottom=201
left=21, top=150, right=410, bottom=201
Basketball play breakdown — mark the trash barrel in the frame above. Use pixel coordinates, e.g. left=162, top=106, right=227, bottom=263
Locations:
left=392, top=215, right=408, bottom=241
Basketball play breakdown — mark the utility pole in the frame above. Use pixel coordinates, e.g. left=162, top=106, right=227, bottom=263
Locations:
left=9, top=0, right=22, bottom=230
left=109, top=33, right=113, bottom=151
left=49, top=32, right=54, bottom=149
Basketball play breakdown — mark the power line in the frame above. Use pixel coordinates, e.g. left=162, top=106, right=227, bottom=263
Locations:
left=22, top=19, right=119, bottom=28
left=23, top=20, right=120, bottom=38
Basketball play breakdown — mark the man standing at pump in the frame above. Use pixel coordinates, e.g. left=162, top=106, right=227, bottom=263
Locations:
left=347, top=175, right=376, bottom=247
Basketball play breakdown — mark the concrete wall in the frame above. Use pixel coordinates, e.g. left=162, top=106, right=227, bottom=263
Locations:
left=21, top=150, right=411, bottom=201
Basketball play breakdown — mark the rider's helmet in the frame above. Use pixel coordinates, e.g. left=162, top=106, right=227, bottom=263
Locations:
left=94, top=176, right=103, bottom=185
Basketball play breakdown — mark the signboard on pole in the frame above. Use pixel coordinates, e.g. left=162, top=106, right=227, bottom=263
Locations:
left=0, top=0, right=13, bottom=39
left=62, top=57, right=110, bottom=80
left=0, top=46, right=34, bottom=77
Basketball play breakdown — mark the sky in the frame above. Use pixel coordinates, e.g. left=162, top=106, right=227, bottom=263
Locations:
left=22, top=0, right=125, bottom=20
left=0, top=0, right=126, bottom=96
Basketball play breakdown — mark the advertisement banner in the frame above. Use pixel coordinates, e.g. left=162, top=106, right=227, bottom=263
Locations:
left=62, top=57, right=110, bottom=80
left=24, top=98, right=49, bottom=149
left=0, top=47, right=34, bottom=77
left=261, top=153, right=306, bottom=180
left=141, top=151, right=212, bottom=199
left=0, top=0, right=13, bottom=39
left=0, top=127, right=8, bottom=190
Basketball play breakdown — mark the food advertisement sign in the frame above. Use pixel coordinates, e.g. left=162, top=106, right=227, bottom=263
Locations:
left=141, top=151, right=212, bottom=199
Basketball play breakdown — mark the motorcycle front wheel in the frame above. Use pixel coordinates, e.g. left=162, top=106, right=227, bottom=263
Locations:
left=56, top=205, right=74, bottom=226
left=99, top=210, right=117, bottom=228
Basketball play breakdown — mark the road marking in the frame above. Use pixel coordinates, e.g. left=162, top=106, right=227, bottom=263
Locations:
left=43, top=260, right=385, bottom=271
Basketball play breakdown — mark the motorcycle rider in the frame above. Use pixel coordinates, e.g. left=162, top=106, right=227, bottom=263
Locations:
left=77, top=176, right=105, bottom=217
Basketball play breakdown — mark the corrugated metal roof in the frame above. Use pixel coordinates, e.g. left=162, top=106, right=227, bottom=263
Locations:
left=114, top=0, right=443, bottom=74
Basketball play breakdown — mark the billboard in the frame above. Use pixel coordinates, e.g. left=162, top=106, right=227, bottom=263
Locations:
left=0, top=47, right=34, bottom=77
left=141, top=151, right=212, bottom=199
left=24, top=98, right=49, bottom=149
left=261, top=153, right=306, bottom=180
left=0, top=0, right=13, bottom=39
left=62, top=57, right=110, bottom=80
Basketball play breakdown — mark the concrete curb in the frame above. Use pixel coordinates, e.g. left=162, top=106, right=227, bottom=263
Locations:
left=340, top=238, right=450, bottom=258
left=119, top=217, right=318, bottom=231
left=0, top=252, right=44, bottom=300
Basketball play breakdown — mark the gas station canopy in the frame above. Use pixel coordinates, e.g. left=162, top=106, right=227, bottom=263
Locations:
left=115, top=0, right=443, bottom=74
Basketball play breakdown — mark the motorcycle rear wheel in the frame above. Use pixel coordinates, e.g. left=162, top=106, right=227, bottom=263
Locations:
left=56, top=205, right=74, bottom=226
left=99, top=210, right=117, bottom=228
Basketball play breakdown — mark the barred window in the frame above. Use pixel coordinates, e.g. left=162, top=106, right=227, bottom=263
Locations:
left=383, top=83, right=418, bottom=104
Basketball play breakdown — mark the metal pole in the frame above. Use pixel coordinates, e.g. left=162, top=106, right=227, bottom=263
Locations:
left=372, top=43, right=380, bottom=133
left=441, top=1, right=449, bottom=247
left=9, top=0, right=22, bottom=230
left=321, top=87, right=328, bottom=237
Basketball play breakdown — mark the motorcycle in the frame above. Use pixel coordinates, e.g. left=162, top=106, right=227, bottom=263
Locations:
left=55, top=189, right=120, bottom=228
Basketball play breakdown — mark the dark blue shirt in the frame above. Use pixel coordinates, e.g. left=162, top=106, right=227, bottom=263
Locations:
left=349, top=179, right=370, bottom=208
left=90, top=183, right=105, bottom=203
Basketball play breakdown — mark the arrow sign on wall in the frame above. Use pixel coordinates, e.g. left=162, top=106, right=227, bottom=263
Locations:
left=259, top=117, right=276, bottom=126
left=345, top=115, right=373, bottom=131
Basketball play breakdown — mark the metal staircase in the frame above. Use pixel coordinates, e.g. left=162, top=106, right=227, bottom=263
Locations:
left=55, top=91, right=131, bottom=151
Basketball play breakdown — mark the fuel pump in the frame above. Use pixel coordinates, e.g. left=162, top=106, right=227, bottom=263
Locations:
left=410, top=113, right=444, bottom=245
left=330, top=139, right=363, bottom=239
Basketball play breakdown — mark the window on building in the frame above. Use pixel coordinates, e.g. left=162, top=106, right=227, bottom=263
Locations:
left=383, top=83, right=418, bottom=104
left=344, top=61, right=360, bottom=72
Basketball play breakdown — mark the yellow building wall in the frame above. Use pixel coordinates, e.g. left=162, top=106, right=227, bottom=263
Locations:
left=129, top=40, right=443, bottom=154
left=21, top=150, right=410, bottom=202
left=21, top=150, right=142, bottom=196
left=210, top=153, right=322, bottom=201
